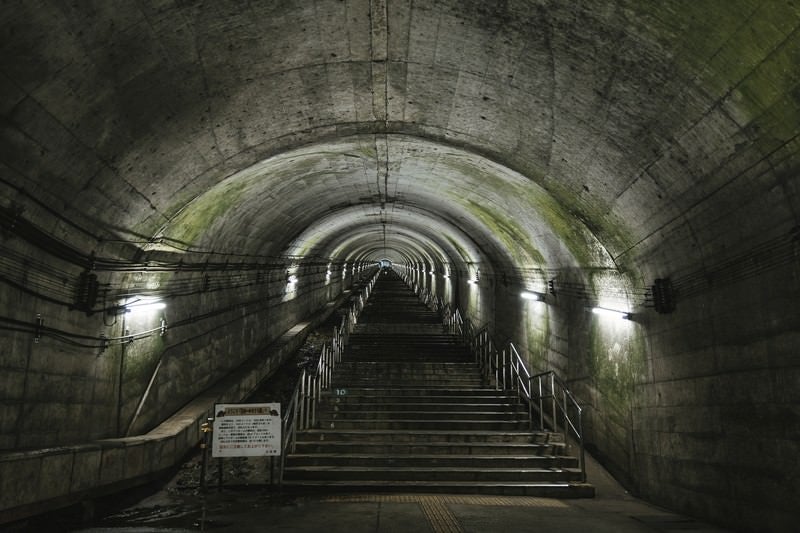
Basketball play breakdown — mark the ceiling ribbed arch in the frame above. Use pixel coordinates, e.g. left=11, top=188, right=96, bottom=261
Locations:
left=0, top=0, right=796, bottom=303
left=146, top=135, right=611, bottom=284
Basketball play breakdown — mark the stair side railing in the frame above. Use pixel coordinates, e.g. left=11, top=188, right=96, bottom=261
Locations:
left=409, top=280, right=586, bottom=483
left=473, top=324, right=586, bottom=483
left=529, top=369, right=586, bottom=482
left=280, top=270, right=378, bottom=482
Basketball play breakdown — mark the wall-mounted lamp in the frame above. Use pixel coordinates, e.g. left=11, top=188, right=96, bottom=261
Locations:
left=520, top=291, right=544, bottom=301
left=591, top=306, right=631, bottom=320
left=125, top=298, right=166, bottom=315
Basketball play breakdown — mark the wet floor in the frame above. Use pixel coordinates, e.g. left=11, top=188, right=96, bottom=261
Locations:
left=71, top=489, right=730, bottom=533
left=58, top=452, right=729, bottom=533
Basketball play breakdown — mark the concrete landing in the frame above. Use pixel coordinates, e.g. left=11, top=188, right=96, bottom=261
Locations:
left=59, top=453, right=728, bottom=533
left=70, top=491, right=727, bottom=533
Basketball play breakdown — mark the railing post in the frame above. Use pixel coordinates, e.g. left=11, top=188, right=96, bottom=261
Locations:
left=482, top=334, right=488, bottom=380
left=493, top=341, right=499, bottom=390
left=506, top=348, right=511, bottom=392
left=527, top=384, right=534, bottom=431
left=484, top=334, right=488, bottom=371
left=326, top=346, right=332, bottom=390
left=299, top=370, right=307, bottom=429
left=550, top=373, right=557, bottom=431
left=310, top=374, right=318, bottom=429
left=501, top=347, right=507, bottom=390
left=291, top=396, right=299, bottom=453
left=489, top=338, right=500, bottom=390
left=538, top=376, right=544, bottom=430
left=329, top=345, right=333, bottom=386
left=578, top=408, right=586, bottom=482
left=307, top=371, right=314, bottom=427
left=304, top=372, right=311, bottom=429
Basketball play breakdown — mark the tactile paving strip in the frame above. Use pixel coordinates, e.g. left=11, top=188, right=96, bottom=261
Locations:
left=419, top=497, right=462, bottom=533
left=322, top=493, right=567, bottom=508
left=321, top=493, right=569, bottom=532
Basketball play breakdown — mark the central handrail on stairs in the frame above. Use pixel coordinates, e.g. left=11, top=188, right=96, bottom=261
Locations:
left=279, top=270, right=379, bottom=482
left=411, top=281, right=586, bottom=483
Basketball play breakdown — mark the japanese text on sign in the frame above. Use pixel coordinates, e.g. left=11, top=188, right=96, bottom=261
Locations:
left=211, top=403, right=281, bottom=457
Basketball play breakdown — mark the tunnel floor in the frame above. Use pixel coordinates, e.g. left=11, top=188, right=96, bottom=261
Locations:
left=65, top=452, right=727, bottom=533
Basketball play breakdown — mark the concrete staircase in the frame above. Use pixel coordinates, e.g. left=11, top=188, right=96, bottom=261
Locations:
left=282, top=271, right=594, bottom=496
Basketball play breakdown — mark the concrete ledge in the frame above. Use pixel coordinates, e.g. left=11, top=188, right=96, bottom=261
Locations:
left=0, top=292, right=352, bottom=524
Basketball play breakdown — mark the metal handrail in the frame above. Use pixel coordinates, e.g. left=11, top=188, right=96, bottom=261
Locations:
left=529, top=370, right=586, bottom=482
left=406, top=276, right=586, bottom=483
left=279, top=270, right=378, bottom=483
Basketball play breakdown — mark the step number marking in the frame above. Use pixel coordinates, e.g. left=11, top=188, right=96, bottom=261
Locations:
left=334, top=388, right=348, bottom=396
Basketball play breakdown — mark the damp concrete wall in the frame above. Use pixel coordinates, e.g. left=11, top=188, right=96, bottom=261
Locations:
left=0, top=262, right=357, bottom=452
left=629, top=262, right=800, bottom=531
left=0, top=287, right=355, bottom=523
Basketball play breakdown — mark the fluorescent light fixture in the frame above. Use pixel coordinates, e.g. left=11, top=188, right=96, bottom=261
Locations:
left=125, top=297, right=165, bottom=315
left=591, top=306, right=631, bottom=320
left=521, top=291, right=544, bottom=301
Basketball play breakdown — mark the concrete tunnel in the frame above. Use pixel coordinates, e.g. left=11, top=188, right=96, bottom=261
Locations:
left=0, top=1, right=798, bottom=531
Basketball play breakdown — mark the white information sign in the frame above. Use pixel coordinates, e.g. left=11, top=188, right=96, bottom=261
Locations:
left=211, top=403, right=281, bottom=457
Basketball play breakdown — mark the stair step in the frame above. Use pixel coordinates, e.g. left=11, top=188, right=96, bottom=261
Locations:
left=286, top=454, right=578, bottom=468
left=281, top=270, right=592, bottom=499
left=318, top=419, right=531, bottom=430
left=351, top=326, right=448, bottom=333
left=319, top=402, right=526, bottom=412
left=336, top=381, right=485, bottom=387
left=344, top=360, right=470, bottom=363
left=337, top=369, right=480, bottom=375
left=325, top=391, right=506, bottom=398
left=283, top=466, right=584, bottom=482
left=351, top=333, right=450, bottom=338
left=297, top=430, right=562, bottom=444
left=336, top=362, right=477, bottom=369
left=325, top=388, right=512, bottom=396
left=318, top=411, right=527, bottom=421
left=279, top=480, right=595, bottom=498
left=348, top=341, right=460, bottom=345
left=333, top=376, right=483, bottom=383
left=292, top=441, right=565, bottom=455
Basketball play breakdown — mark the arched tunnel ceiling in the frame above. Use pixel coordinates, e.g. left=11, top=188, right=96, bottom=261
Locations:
left=2, top=1, right=799, bottom=279
left=283, top=201, right=482, bottom=267
left=156, top=136, right=604, bottom=272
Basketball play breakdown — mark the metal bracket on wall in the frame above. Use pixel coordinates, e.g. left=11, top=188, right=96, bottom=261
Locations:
left=34, top=314, right=43, bottom=343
